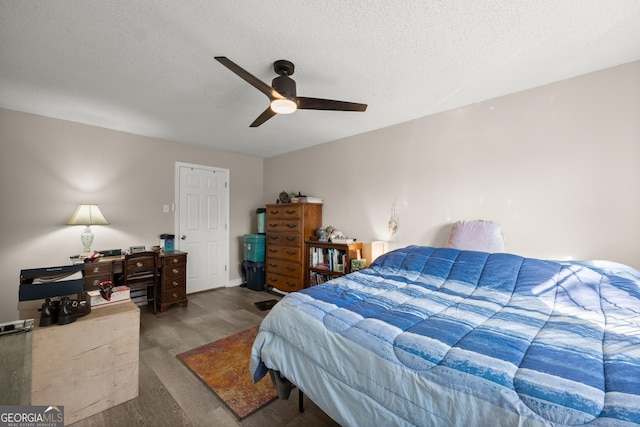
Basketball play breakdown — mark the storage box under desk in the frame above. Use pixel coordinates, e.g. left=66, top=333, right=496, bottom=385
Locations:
left=31, top=301, right=139, bottom=425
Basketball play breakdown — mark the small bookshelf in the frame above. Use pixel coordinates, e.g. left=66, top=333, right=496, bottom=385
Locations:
left=304, top=240, right=363, bottom=287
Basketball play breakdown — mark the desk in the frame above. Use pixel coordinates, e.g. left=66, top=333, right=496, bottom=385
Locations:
left=84, top=250, right=188, bottom=313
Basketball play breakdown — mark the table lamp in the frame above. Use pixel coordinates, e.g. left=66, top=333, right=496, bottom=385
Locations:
left=67, top=204, right=109, bottom=255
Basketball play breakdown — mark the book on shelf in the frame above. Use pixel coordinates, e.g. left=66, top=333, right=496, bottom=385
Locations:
left=309, top=272, right=341, bottom=286
left=87, top=286, right=131, bottom=307
left=309, top=245, right=350, bottom=273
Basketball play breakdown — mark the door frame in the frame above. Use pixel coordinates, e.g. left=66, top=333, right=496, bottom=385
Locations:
left=174, top=161, right=230, bottom=290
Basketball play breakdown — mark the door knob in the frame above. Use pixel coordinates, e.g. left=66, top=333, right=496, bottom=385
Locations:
left=181, top=235, right=186, bottom=240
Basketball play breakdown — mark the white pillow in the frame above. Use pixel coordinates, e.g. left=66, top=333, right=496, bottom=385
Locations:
left=446, top=220, right=505, bottom=253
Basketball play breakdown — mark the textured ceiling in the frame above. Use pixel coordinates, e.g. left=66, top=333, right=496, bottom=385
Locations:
left=1, top=1, right=639, bottom=158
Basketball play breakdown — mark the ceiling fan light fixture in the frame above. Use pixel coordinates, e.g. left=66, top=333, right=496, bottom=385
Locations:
left=270, top=98, right=297, bottom=114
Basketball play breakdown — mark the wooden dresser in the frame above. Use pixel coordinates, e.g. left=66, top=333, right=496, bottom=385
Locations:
left=157, top=250, right=188, bottom=312
left=265, top=203, right=322, bottom=292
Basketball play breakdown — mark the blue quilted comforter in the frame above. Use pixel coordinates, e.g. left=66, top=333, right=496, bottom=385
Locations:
left=251, top=246, right=640, bottom=426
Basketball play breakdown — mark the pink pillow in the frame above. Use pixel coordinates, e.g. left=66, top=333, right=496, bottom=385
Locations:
left=446, top=220, right=505, bottom=253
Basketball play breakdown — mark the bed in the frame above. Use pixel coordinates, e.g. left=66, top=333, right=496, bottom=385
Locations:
left=250, top=246, right=640, bottom=426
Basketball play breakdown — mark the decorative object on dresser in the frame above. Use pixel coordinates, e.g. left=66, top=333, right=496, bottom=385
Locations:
left=265, top=203, right=322, bottom=293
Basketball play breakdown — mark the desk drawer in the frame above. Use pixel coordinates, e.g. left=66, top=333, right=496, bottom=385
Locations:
left=163, top=261, right=186, bottom=280
left=86, top=263, right=111, bottom=276
left=84, top=263, right=112, bottom=291
left=84, top=273, right=111, bottom=291
left=164, top=254, right=186, bottom=267
left=161, top=280, right=186, bottom=303
left=162, top=276, right=185, bottom=292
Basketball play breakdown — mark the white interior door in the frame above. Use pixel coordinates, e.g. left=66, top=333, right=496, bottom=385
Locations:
left=176, top=163, right=229, bottom=293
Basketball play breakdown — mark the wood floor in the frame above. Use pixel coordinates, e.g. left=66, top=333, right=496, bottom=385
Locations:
left=70, top=286, right=340, bottom=427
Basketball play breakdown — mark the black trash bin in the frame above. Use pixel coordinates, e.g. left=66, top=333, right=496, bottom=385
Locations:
left=242, top=260, right=265, bottom=291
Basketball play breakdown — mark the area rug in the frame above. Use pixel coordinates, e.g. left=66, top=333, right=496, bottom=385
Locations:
left=177, top=327, right=277, bottom=419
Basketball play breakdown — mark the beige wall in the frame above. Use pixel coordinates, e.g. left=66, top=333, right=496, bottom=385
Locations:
left=0, top=109, right=263, bottom=322
left=264, top=61, right=640, bottom=268
left=2, top=61, right=638, bottom=322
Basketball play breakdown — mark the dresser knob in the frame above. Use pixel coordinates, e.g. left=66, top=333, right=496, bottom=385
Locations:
left=172, top=258, right=179, bottom=263
left=172, top=281, right=178, bottom=287
left=172, top=268, right=179, bottom=274
left=136, top=262, right=143, bottom=267
left=173, top=293, right=178, bottom=298
left=93, top=267, right=100, bottom=273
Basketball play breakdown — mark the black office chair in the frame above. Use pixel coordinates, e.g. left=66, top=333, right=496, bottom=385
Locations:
left=123, top=251, right=158, bottom=314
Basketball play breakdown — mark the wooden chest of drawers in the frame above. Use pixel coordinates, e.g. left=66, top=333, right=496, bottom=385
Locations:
left=265, top=203, right=321, bottom=292
left=158, top=251, right=188, bottom=312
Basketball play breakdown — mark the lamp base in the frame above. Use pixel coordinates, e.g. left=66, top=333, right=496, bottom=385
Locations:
left=80, top=226, right=94, bottom=256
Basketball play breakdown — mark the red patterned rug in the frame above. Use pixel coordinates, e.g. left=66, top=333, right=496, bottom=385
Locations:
left=177, top=327, right=277, bottom=419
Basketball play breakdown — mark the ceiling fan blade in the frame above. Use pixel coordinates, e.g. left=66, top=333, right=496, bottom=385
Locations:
left=297, top=97, right=367, bottom=112
left=250, top=107, right=277, bottom=127
left=215, top=56, right=284, bottom=100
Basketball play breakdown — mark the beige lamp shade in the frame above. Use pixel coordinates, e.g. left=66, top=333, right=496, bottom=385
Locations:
left=67, top=204, right=109, bottom=226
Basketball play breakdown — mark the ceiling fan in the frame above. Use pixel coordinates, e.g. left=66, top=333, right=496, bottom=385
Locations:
left=215, top=56, right=367, bottom=127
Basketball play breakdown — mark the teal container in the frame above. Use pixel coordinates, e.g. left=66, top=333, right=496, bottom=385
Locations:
left=243, top=234, right=265, bottom=262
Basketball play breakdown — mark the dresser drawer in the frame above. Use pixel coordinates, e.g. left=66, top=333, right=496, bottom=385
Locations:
left=266, top=205, right=301, bottom=220
left=266, top=233, right=300, bottom=245
left=266, top=273, right=303, bottom=292
left=266, top=259, right=301, bottom=278
left=266, top=219, right=301, bottom=234
left=266, top=244, right=300, bottom=263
